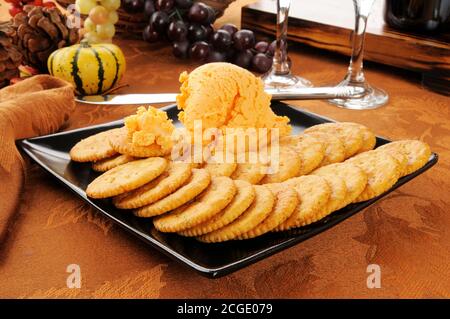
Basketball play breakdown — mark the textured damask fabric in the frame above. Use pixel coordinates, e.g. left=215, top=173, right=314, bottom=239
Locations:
left=0, top=3, right=449, bottom=298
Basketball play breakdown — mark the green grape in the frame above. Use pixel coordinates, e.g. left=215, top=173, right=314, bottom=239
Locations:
left=84, top=31, right=102, bottom=44
left=96, top=23, right=116, bottom=38
left=101, top=0, right=121, bottom=11
left=83, top=17, right=96, bottom=32
left=108, top=11, right=119, bottom=24
left=89, top=5, right=109, bottom=25
left=75, top=0, right=97, bottom=15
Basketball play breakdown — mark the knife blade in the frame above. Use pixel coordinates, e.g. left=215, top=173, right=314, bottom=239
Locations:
left=75, top=86, right=365, bottom=105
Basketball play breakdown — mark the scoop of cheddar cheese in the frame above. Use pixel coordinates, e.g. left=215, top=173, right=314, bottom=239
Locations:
left=176, top=63, right=291, bottom=136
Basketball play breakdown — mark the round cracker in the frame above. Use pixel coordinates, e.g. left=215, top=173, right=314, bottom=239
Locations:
left=320, top=175, right=347, bottom=214
left=374, top=146, right=408, bottom=177
left=153, top=176, right=236, bottom=233
left=376, top=140, right=430, bottom=176
left=113, top=162, right=192, bottom=209
left=260, top=145, right=302, bottom=184
left=231, top=161, right=267, bottom=184
left=134, top=168, right=210, bottom=217
left=178, top=180, right=255, bottom=237
left=343, top=122, right=376, bottom=153
left=346, top=150, right=401, bottom=202
left=197, top=185, right=274, bottom=243
left=238, top=188, right=298, bottom=239
left=279, top=134, right=325, bottom=175
left=312, top=162, right=367, bottom=205
left=86, top=157, right=167, bottom=199
left=304, top=122, right=364, bottom=158
left=70, top=128, right=120, bottom=162
left=92, top=154, right=136, bottom=172
left=304, top=131, right=346, bottom=166
left=203, top=162, right=237, bottom=177
left=109, top=127, right=169, bottom=157
left=273, top=175, right=331, bottom=231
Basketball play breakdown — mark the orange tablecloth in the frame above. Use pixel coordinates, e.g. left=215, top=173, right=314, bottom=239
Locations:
left=0, top=1, right=449, bottom=298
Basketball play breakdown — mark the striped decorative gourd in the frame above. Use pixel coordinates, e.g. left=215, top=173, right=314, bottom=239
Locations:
left=48, top=41, right=126, bottom=95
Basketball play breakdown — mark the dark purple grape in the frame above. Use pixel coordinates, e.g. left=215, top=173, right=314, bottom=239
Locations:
left=175, top=0, right=193, bottom=9
left=204, top=24, right=214, bottom=40
left=188, top=23, right=207, bottom=42
left=190, top=41, right=210, bottom=60
left=156, top=0, right=174, bottom=11
left=144, top=0, right=156, bottom=18
left=167, top=20, right=188, bottom=41
left=207, top=50, right=227, bottom=62
left=205, top=6, right=216, bottom=24
left=123, top=0, right=145, bottom=13
left=188, top=2, right=209, bottom=23
left=233, top=29, right=255, bottom=51
left=233, top=49, right=253, bottom=69
left=212, top=29, right=232, bottom=51
left=173, top=40, right=190, bottom=59
left=252, top=53, right=272, bottom=73
left=254, top=41, right=269, bottom=54
left=225, top=48, right=235, bottom=62
left=219, top=23, right=238, bottom=37
left=143, top=24, right=160, bottom=43
left=150, top=11, right=169, bottom=33
left=267, top=40, right=276, bottom=56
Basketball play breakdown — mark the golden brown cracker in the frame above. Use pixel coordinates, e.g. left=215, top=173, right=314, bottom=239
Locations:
left=279, top=134, right=325, bottom=175
left=304, top=131, right=346, bottom=166
left=113, top=162, right=192, bottom=209
left=197, top=185, right=275, bottom=243
left=346, top=150, right=401, bottom=202
left=178, top=180, right=255, bottom=237
left=153, top=176, right=237, bottom=232
left=203, top=162, right=237, bottom=177
left=320, top=175, right=347, bottom=214
left=343, top=122, right=376, bottom=153
left=70, top=128, right=120, bottom=162
left=376, top=140, right=430, bottom=176
left=92, top=154, right=136, bottom=172
left=304, top=123, right=363, bottom=158
left=109, top=127, right=169, bottom=157
left=260, top=145, right=302, bottom=184
left=134, top=168, right=211, bottom=217
left=375, top=146, right=408, bottom=177
left=231, top=153, right=268, bottom=184
left=312, top=162, right=367, bottom=205
left=238, top=188, right=298, bottom=239
left=86, top=157, right=167, bottom=199
left=273, top=175, right=331, bottom=231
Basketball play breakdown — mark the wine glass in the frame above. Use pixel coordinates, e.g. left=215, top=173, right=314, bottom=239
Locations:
left=329, top=0, right=389, bottom=109
left=262, top=0, right=312, bottom=90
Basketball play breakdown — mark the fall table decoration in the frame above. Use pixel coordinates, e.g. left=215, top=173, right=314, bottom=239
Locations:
left=0, top=22, right=22, bottom=88
left=12, top=5, right=79, bottom=72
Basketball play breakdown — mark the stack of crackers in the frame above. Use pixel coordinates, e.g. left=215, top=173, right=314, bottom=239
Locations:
left=70, top=122, right=431, bottom=243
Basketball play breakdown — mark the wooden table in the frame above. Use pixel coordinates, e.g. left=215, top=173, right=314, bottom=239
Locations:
left=0, top=1, right=449, bottom=298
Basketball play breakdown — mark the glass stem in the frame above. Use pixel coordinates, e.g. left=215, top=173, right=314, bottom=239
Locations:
left=273, top=0, right=291, bottom=76
left=347, top=0, right=373, bottom=85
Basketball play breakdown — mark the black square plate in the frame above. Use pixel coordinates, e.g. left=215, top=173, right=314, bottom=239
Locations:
left=18, top=102, right=438, bottom=278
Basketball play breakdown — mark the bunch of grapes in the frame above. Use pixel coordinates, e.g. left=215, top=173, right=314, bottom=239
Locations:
left=76, top=0, right=120, bottom=43
left=121, top=0, right=274, bottom=73
left=5, top=0, right=55, bottom=17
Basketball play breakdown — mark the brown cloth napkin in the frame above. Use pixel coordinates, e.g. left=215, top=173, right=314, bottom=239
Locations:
left=0, top=75, right=75, bottom=243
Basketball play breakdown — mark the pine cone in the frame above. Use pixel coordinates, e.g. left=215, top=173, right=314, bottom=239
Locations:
left=12, top=5, right=79, bottom=72
left=0, top=22, right=23, bottom=88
